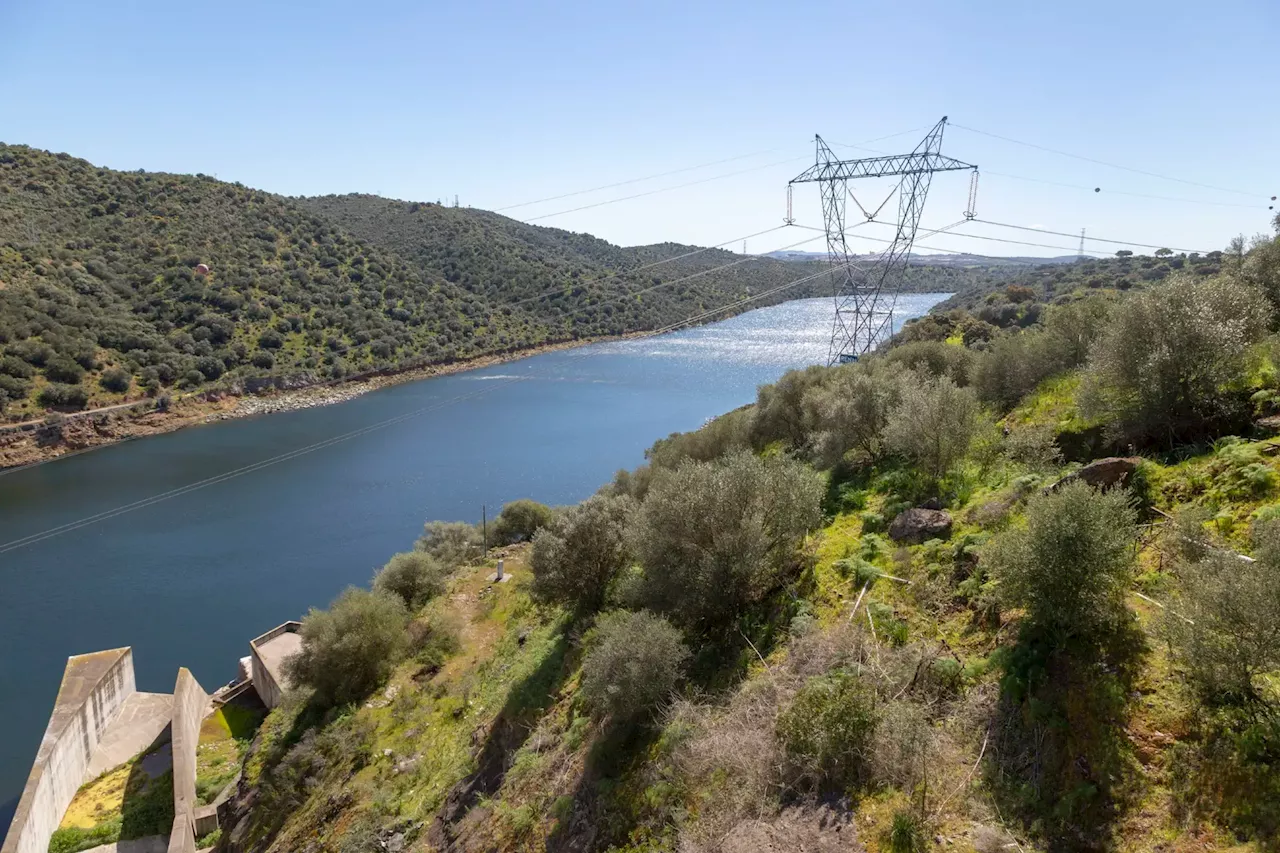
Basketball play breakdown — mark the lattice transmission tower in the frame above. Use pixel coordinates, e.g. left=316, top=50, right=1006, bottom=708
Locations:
left=788, top=117, right=977, bottom=364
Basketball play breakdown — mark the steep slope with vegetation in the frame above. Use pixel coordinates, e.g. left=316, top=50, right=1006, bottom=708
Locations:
left=295, top=194, right=832, bottom=341
left=204, top=220, right=1280, bottom=853
left=0, top=144, right=549, bottom=421
left=0, top=143, right=835, bottom=426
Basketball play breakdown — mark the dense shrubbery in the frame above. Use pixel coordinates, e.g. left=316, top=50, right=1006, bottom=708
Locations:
left=1083, top=273, right=1271, bottom=445
left=1167, top=519, right=1280, bottom=702
left=579, top=609, right=688, bottom=722
left=985, top=481, right=1137, bottom=648
left=491, top=499, right=554, bottom=545
left=882, top=375, right=986, bottom=487
left=776, top=672, right=879, bottom=793
left=372, top=551, right=448, bottom=609
left=631, top=452, right=823, bottom=631
left=529, top=494, right=634, bottom=613
left=284, top=587, right=409, bottom=707
left=415, top=520, right=483, bottom=568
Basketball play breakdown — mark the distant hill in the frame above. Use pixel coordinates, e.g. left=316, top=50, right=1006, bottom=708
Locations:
left=768, top=249, right=1082, bottom=267
left=0, top=146, right=836, bottom=421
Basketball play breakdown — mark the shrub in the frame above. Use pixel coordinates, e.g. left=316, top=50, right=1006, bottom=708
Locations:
left=0, top=373, right=31, bottom=401
left=1083, top=273, right=1270, bottom=445
left=880, top=339, right=974, bottom=386
left=99, top=368, right=131, bottom=393
left=631, top=452, right=823, bottom=632
left=1003, top=423, right=1063, bottom=471
left=0, top=355, right=34, bottom=378
left=529, top=494, right=635, bottom=613
left=972, top=330, right=1054, bottom=412
left=777, top=672, right=878, bottom=792
left=801, top=359, right=910, bottom=466
left=984, top=481, right=1137, bottom=647
left=372, top=551, right=448, bottom=609
left=491, top=499, right=554, bottom=545
left=38, top=382, right=89, bottom=410
left=647, top=406, right=753, bottom=469
left=44, top=356, right=85, bottom=384
left=579, top=610, right=688, bottom=722
left=258, top=330, right=285, bottom=349
left=1165, top=520, right=1280, bottom=703
left=750, top=365, right=829, bottom=449
left=882, top=375, right=984, bottom=486
left=7, top=339, right=52, bottom=366
left=251, top=351, right=275, bottom=369
left=415, top=520, right=482, bottom=569
left=283, top=587, right=409, bottom=707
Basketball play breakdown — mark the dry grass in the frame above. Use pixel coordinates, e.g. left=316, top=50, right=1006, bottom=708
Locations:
left=671, top=619, right=988, bottom=852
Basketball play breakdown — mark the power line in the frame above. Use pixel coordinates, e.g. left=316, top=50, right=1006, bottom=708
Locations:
left=968, top=218, right=1209, bottom=254
left=493, top=148, right=783, bottom=212
left=521, top=128, right=931, bottom=223
left=522, top=155, right=809, bottom=222
left=982, top=169, right=1268, bottom=210
left=950, top=122, right=1265, bottom=200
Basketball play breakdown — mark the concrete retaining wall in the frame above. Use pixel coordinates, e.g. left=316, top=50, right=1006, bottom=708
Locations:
left=166, top=669, right=208, bottom=853
left=248, top=622, right=300, bottom=709
left=1, top=649, right=135, bottom=853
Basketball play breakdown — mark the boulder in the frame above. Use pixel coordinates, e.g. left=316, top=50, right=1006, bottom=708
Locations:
left=1049, top=456, right=1141, bottom=492
left=888, top=507, right=953, bottom=544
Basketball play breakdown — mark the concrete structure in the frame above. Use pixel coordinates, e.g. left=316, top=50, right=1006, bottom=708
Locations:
left=3, top=649, right=140, bottom=853
left=166, top=669, right=209, bottom=853
left=248, top=622, right=301, bottom=709
left=5, top=623, right=294, bottom=853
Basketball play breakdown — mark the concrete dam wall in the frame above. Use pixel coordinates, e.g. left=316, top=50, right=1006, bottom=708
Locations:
left=1, top=649, right=135, bottom=853
left=166, top=668, right=209, bottom=853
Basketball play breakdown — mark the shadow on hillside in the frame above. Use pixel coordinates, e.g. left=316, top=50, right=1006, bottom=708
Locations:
left=984, top=622, right=1147, bottom=853
left=119, top=730, right=176, bottom=842
left=428, top=628, right=575, bottom=850
left=544, top=718, right=666, bottom=853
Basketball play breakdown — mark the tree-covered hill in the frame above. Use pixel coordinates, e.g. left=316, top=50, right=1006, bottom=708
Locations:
left=0, top=144, right=542, bottom=420
left=294, top=194, right=836, bottom=337
left=0, top=144, right=835, bottom=423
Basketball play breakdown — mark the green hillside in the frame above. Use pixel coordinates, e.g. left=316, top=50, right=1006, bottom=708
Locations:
left=294, top=194, right=836, bottom=338
left=0, top=144, right=836, bottom=423
left=211, top=224, right=1280, bottom=853
left=0, top=144, right=537, bottom=419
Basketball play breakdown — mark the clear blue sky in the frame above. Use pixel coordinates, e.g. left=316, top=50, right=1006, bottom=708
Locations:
left=2, top=0, right=1276, bottom=256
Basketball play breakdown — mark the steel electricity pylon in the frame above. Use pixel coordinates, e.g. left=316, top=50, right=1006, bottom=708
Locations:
left=789, top=117, right=977, bottom=364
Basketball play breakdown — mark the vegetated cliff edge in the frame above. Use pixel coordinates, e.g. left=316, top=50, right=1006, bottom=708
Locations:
left=213, top=221, right=1280, bottom=853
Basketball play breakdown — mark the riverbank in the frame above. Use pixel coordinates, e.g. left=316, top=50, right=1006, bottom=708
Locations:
left=0, top=334, right=641, bottom=471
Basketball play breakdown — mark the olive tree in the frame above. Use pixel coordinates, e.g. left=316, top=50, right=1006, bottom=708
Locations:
left=491, top=499, right=554, bottom=545
left=529, top=494, right=635, bottom=613
left=1165, top=520, right=1280, bottom=703
left=580, top=610, right=689, bottom=722
left=631, top=451, right=823, bottom=632
left=1083, top=273, right=1271, bottom=445
left=284, top=587, right=409, bottom=707
left=984, top=481, right=1137, bottom=646
left=882, top=375, right=985, bottom=485
left=415, top=520, right=482, bottom=569
left=373, top=551, right=448, bottom=609
left=801, top=360, right=910, bottom=467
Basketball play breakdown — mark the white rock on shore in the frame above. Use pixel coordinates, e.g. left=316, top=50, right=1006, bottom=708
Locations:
left=222, top=383, right=373, bottom=419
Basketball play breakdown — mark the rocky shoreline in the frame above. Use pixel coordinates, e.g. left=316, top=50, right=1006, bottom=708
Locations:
left=0, top=332, right=645, bottom=471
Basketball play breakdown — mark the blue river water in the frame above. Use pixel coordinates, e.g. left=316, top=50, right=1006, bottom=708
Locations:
left=0, top=293, right=948, bottom=819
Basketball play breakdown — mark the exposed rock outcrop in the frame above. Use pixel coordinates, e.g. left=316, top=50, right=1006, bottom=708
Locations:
left=1049, top=456, right=1142, bottom=492
left=888, top=507, right=953, bottom=543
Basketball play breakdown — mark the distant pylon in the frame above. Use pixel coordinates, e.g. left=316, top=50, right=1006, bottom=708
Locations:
left=1078, top=228, right=1086, bottom=259
left=790, top=117, right=976, bottom=364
